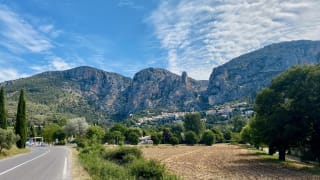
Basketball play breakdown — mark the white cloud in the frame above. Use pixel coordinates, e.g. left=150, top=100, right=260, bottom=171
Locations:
left=31, top=57, right=74, bottom=72
left=52, top=58, right=73, bottom=70
left=0, top=68, right=29, bottom=82
left=0, top=4, right=53, bottom=53
left=149, top=0, right=320, bottom=80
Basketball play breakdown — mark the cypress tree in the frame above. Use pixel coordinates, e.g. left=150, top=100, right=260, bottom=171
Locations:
left=0, top=87, right=7, bottom=129
left=15, top=89, right=27, bottom=148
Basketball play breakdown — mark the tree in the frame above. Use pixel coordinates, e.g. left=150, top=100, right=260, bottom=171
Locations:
left=64, top=117, right=89, bottom=137
left=184, top=113, right=204, bottom=136
left=151, top=133, right=161, bottom=145
left=86, top=125, right=105, bottom=143
left=15, top=89, right=27, bottom=149
left=251, top=65, right=317, bottom=161
left=29, top=124, right=37, bottom=137
left=42, top=124, right=61, bottom=143
left=231, top=116, right=247, bottom=133
left=201, top=130, right=215, bottom=145
left=0, top=128, right=19, bottom=152
left=0, top=87, right=7, bottom=129
left=184, top=131, right=198, bottom=145
left=125, top=127, right=141, bottom=145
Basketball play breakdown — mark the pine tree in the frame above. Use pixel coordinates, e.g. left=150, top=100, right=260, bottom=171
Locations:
left=15, top=89, right=27, bottom=148
left=0, top=87, right=7, bottom=129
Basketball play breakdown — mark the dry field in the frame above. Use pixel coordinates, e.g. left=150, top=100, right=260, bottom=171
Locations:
left=142, top=144, right=320, bottom=180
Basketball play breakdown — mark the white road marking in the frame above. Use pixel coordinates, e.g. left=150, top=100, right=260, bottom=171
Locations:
left=63, top=156, right=68, bottom=179
left=0, top=149, right=50, bottom=176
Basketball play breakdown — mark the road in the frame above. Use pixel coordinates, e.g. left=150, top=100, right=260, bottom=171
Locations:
left=0, top=146, right=71, bottom=180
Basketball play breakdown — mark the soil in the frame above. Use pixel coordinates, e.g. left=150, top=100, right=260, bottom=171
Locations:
left=141, top=144, right=320, bottom=180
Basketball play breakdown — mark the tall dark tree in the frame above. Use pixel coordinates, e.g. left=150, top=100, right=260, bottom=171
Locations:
left=252, top=65, right=316, bottom=161
left=0, top=87, right=7, bottom=129
left=183, top=113, right=204, bottom=136
left=15, top=89, right=27, bottom=148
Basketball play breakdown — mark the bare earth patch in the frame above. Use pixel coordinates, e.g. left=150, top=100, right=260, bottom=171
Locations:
left=142, top=144, right=320, bottom=180
left=71, top=147, right=91, bottom=180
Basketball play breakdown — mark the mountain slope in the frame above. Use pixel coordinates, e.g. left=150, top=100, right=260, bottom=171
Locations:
left=207, top=40, right=320, bottom=105
left=126, top=68, right=208, bottom=113
left=2, top=66, right=132, bottom=124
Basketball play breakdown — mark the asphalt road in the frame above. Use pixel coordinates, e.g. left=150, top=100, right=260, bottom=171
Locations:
left=0, top=146, right=71, bottom=180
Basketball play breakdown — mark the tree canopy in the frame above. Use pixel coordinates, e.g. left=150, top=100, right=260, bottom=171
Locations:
left=246, top=64, right=320, bottom=161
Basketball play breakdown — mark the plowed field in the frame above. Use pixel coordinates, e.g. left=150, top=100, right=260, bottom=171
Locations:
left=142, top=144, right=320, bottom=180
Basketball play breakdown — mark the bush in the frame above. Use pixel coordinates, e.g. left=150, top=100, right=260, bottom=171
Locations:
left=0, top=128, right=19, bottom=152
left=129, top=159, right=166, bottom=179
left=79, top=148, right=131, bottom=180
left=104, top=146, right=142, bottom=164
left=201, top=130, right=215, bottom=146
left=151, top=133, right=161, bottom=145
left=170, top=136, right=179, bottom=146
left=184, top=131, right=198, bottom=145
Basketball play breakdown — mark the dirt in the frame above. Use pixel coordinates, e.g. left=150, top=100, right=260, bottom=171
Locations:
left=70, top=147, right=91, bottom=180
left=141, top=144, right=320, bottom=180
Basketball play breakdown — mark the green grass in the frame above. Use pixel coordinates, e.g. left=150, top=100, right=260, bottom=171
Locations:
left=249, top=147, right=320, bottom=175
left=0, top=146, right=30, bottom=160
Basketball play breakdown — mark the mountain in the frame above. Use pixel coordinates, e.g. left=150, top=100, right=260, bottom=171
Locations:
left=2, top=40, right=320, bottom=124
left=2, top=66, right=132, bottom=124
left=126, top=68, right=208, bottom=113
left=1, top=66, right=208, bottom=124
left=207, top=40, right=320, bottom=105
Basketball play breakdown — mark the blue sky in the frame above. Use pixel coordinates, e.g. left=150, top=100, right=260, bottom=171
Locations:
left=0, top=0, right=319, bottom=82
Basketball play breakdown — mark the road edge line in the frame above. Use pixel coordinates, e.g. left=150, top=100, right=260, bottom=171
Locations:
left=0, top=149, right=50, bottom=176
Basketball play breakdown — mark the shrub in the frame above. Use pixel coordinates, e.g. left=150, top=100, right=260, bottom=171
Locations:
left=201, top=130, right=215, bottom=146
left=79, top=148, right=131, bottom=180
left=129, top=159, right=166, bottom=179
left=0, top=128, right=19, bottom=152
left=184, top=131, right=198, bottom=145
left=104, top=146, right=142, bottom=164
left=170, top=136, right=179, bottom=146
left=151, top=133, right=161, bottom=145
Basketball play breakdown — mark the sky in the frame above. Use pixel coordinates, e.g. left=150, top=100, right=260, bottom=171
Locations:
left=0, top=0, right=319, bottom=82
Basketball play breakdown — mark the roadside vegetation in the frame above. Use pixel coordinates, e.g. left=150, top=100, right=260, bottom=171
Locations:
left=77, top=128, right=177, bottom=180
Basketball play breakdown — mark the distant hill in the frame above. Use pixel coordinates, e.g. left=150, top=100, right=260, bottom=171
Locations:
left=207, top=40, right=320, bottom=105
left=1, top=40, right=320, bottom=124
left=1, top=66, right=207, bottom=124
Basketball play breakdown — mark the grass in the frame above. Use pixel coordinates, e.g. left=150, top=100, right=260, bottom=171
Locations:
left=78, top=143, right=179, bottom=180
left=249, top=147, right=320, bottom=175
left=0, top=146, right=30, bottom=160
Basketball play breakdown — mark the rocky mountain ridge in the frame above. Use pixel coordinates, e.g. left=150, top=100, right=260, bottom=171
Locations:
left=1, top=40, right=320, bottom=123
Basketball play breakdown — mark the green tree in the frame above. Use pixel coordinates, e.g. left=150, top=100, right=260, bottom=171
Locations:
left=15, top=89, right=27, bottom=148
left=29, top=124, right=37, bottom=137
left=252, top=65, right=316, bottom=161
left=0, top=128, right=19, bottom=152
left=125, top=127, right=141, bottom=145
left=151, top=133, right=161, bottom=145
left=86, top=125, right=105, bottom=143
left=201, top=130, right=215, bottom=145
left=0, top=87, right=7, bottom=129
left=184, top=131, right=198, bottom=145
left=184, top=113, right=204, bottom=136
left=231, top=116, right=247, bottom=133
left=42, top=124, right=61, bottom=143
left=110, top=123, right=127, bottom=135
